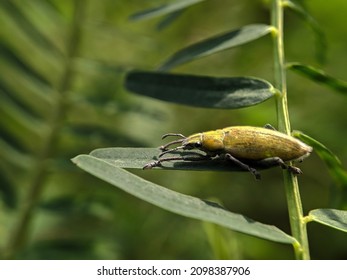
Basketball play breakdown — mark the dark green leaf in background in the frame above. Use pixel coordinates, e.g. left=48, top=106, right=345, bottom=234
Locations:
left=72, top=154, right=296, bottom=244
left=288, top=63, right=347, bottom=94
left=156, top=10, right=184, bottom=31
left=125, top=71, right=275, bottom=109
left=159, top=24, right=273, bottom=71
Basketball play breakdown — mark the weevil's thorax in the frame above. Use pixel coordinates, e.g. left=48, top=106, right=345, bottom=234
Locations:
left=201, top=130, right=225, bottom=151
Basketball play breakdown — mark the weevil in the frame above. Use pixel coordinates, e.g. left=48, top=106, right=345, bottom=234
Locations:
left=143, top=125, right=313, bottom=179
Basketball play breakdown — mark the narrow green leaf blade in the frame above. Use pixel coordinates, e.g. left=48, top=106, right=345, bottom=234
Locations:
left=125, top=71, right=275, bottom=109
left=72, top=154, right=296, bottom=244
left=129, top=0, right=205, bottom=21
left=288, top=63, right=347, bottom=94
left=159, top=24, right=272, bottom=71
left=156, top=10, right=183, bottom=31
left=309, top=209, right=347, bottom=233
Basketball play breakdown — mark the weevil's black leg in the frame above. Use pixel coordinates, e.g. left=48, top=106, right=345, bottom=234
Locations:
left=264, top=124, right=277, bottom=130
left=143, top=154, right=212, bottom=170
left=224, top=154, right=261, bottom=180
left=257, top=157, right=302, bottom=175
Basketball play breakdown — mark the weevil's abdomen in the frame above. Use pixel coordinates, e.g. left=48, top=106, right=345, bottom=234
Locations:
left=220, top=126, right=312, bottom=161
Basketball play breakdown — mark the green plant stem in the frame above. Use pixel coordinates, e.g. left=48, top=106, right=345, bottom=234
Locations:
left=3, top=0, right=85, bottom=259
left=271, top=0, right=310, bottom=260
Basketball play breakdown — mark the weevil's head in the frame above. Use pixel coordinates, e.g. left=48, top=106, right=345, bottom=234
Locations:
left=159, top=130, right=225, bottom=157
left=159, top=133, right=205, bottom=157
left=183, top=131, right=225, bottom=152
left=181, top=133, right=203, bottom=150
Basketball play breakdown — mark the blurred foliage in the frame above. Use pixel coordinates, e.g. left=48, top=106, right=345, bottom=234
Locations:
left=0, top=0, right=347, bottom=259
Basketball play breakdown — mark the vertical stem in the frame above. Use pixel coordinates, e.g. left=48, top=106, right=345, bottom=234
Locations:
left=271, top=0, right=310, bottom=260
left=3, top=0, right=85, bottom=259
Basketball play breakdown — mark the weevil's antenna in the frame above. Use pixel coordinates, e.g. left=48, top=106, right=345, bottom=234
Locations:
left=162, top=133, right=186, bottom=140
left=159, top=145, right=185, bottom=157
left=160, top=138, right=185, bottom=151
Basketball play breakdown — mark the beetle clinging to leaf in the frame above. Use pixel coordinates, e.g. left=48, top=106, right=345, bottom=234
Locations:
left=143, top=125, right=312, bottom=180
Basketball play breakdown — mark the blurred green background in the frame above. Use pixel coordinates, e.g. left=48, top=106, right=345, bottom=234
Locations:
left=1, top=0, right=347, bottom=259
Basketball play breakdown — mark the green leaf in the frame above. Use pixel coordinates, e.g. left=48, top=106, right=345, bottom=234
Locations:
left=159, top=24, right=273, bottom=71
left=308, top=209, right=347, bottom=233
left=284, top=0, right=326, bottom=63
left=90, top=147, right=158, bottom=169
left=156, top=10, right=183, bottom=31
left=72, top=154, right=296, bottom=244
left=125, top=71, right=275, bottom=109
left=288, top=63, right=347, bottom=94
left=129, top=0, right=205, bottom=21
